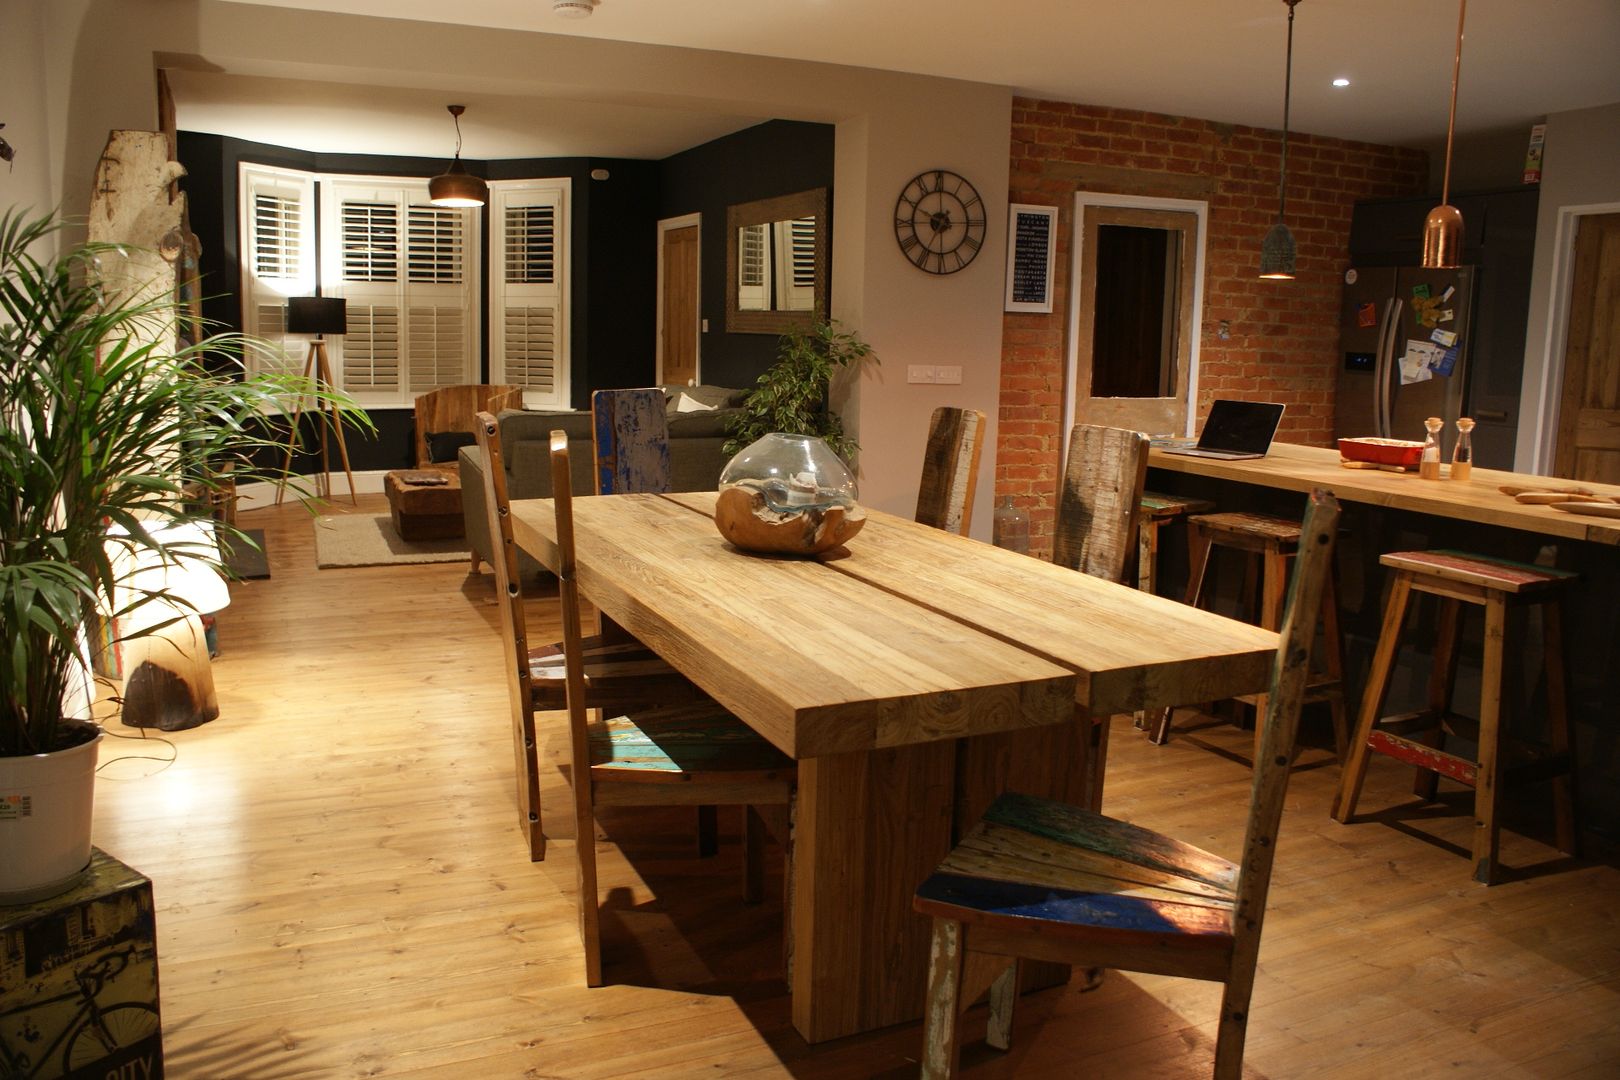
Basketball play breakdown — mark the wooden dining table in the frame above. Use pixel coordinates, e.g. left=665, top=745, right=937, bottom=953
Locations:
left=510, top=490, right=1277, bottom=1043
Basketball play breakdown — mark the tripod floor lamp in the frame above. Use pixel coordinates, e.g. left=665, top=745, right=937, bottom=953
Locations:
left=276, top=295, right=357, bottom=506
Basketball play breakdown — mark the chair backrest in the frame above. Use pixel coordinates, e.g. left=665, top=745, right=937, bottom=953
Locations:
left=473, top=410, right=543, bottom=820
left=1052, top=424, right=1149, bottom=583
left=915, top=407, right=986, bottom=536
left=1230, top=489, right=1339, bottom=960
left=417, top=384, right=521, bottom=467
left=591, top=388, right=671, bottom=495
left=548, top=429, right=600, bottom=831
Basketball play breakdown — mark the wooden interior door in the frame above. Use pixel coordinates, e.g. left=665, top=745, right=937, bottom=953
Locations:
left=659, top=224, right=699, bottom=386
left=1554, top=212, right=1620, bottom=483
left=1073, top=206, right=1197, bottom=436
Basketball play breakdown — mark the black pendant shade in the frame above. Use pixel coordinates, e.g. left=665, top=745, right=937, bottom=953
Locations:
left=428, top=105, right=488, bottom=208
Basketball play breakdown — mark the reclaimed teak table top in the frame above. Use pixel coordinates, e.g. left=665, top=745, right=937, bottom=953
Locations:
left=1149, top=442, right=1620, bottom=546
left=508, top=491, right=1277, bottom=1044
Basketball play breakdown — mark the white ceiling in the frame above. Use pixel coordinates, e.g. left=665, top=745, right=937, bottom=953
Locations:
left=194, top=0, right=1620, bottom=159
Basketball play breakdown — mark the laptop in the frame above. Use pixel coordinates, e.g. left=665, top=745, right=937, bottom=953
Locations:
left=1161, top=400, right=1286, bottom=460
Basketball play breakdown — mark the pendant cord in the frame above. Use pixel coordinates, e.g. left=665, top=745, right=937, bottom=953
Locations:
left=1441, top=0, right=1467, bottom=206
left=1279, top=0, right=1296, bottom=223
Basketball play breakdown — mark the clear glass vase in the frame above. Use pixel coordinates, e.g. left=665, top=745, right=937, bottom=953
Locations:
left=718, top=433, right=858, bottom=511
left=715, top=433, right=864, bottom=555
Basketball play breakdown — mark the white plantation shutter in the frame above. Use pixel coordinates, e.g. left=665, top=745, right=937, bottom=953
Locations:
left=239, top=165, right=315, bottom=377
left=341, top=303, right=401, bottom=389
left=322, top=179, right=477, bottom=404
left=779, top=217, right=817, bottom=311
left=491, top=181, right=569, bottom=409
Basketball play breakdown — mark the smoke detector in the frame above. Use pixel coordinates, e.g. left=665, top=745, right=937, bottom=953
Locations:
left=553, top=0, right=593, bottom=16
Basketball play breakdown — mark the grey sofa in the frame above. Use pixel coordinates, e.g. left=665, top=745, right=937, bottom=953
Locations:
left=459, top=385, right=749, bottom=578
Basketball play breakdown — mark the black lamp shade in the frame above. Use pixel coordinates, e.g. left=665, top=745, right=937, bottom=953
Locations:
left=286, top=296, right=348, bottom=336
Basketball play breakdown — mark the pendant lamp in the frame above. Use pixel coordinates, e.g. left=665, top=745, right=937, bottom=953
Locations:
left=1421, top=0, right=1467, bottom=268
left=1259, top=0, right=1300, bottom=280
left=428, top=105, right=488, bottom=208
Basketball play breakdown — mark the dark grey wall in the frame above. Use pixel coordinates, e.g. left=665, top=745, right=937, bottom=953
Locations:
left=658, top=120, right=836, bottom=390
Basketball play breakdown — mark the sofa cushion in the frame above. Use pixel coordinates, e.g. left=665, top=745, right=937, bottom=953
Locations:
left=662, top=384, right=749, bottom=410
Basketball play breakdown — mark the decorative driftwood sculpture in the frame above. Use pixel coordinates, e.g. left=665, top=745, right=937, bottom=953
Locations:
left=714, top=482, right=866, bottom=556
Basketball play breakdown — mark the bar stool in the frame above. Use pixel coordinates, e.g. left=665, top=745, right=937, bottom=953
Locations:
left=1148, top=511, right=1347, bottom=761
left=1135, top=492, right=1215, bottom=594
left=1331, top=549, right=1579, bottom=885
left=1132, top=493, right=1215, bottom=732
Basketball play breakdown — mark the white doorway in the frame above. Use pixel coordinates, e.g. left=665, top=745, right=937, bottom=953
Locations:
left=657, top=213, right=701, bottom=386
left=1064, top=191, right=1209, bottom=456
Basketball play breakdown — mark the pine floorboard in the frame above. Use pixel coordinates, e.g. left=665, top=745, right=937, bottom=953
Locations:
left=88, top=495, right=1620, bottom=1078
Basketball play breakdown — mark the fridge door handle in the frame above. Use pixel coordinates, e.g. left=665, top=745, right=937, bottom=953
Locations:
left=1375, top=298, right=1400, bottom=438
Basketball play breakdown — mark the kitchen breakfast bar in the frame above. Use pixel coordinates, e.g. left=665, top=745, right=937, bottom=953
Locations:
left=1146, top=441, right=1620, bottom=836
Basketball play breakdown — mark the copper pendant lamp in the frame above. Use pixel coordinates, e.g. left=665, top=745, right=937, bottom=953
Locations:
left=1259, top=0, right=1300, bottom=280
left=428, top=105, right=488, bottom=208
left=1422, top=0, right=1467, bottom=268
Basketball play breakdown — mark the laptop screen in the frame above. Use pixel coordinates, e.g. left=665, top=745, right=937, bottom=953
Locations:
left=1196, top=400, right=1286, bottom=453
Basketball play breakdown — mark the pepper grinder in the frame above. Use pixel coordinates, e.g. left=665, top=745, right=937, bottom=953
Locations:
left=1451, top=417, right=1475, bottom=482
left=1419, top=416, right=1444, bottom=480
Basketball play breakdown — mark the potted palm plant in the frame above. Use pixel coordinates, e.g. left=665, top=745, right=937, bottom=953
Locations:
left=0, top=208, right=353, bottom=902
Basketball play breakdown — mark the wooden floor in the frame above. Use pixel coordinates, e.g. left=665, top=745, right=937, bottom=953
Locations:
left=92, top=495, right=1620, bottom=1079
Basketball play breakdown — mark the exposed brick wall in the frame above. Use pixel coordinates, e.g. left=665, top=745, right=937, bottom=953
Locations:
left=1000, top=98, right=1427, bottom=557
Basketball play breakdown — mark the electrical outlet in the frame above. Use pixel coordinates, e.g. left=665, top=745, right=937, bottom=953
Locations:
left=907, top=365, right=934, bottom=384
left=935, top=365, right=962, bottom=384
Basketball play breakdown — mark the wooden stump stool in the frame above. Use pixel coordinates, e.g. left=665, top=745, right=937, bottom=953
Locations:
left=1331, top=549, right=1579, bottom=885
left=1148, top=511, right=1347, bottom=761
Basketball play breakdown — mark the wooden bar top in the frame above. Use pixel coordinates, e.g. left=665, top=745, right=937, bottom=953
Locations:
left=1149, top=442, right=1620, bottom=546
left=664, top=492, right=1277, bottom=718
left=509, top=492, right=1077, bottom=759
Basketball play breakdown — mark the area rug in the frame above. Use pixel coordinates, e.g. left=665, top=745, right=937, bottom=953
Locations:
left=313, top=513, right=468, bottom=569
left=223, top=528, right=271, bottom=580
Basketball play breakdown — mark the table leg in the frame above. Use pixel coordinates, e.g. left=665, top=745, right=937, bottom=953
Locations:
left=791, top=741, right=955, bottom=1043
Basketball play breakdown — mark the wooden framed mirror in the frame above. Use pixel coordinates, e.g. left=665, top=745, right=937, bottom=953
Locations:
left=726, top=187, right=828, bottom=334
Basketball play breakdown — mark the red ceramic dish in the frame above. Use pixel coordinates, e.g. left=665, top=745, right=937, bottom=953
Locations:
left=1338, top=437, right=1425, bottom=468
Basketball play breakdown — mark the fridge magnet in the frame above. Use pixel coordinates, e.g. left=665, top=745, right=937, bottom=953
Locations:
left=1432, top=346, right=1459, bottom=377
left=1430, top=328, right=1458, bottom=348
left=1357, top=302, right=1378, bottom=328
left=1412, top=295, right=1441, bottom=329
left=1438, top=308, right=1454, bottom=323
left=1412, top=283, right=1431, bottom=300
left=1401, top=340, right=1437, bottom=384
left=1440, top=284, right=1456, bottom=302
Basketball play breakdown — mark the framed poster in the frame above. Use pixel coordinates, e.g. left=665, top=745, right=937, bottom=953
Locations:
left=1004, top=203, right=1057, bottom=313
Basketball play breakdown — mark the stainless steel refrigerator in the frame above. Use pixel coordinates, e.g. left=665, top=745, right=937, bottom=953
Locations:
left=1335, top=265, right=1476, bottom=459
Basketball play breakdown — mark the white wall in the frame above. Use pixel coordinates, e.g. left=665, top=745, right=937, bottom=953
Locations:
left=1514, top=101, right=1620, bottom=473
left=0, top=0, right=56, bottom=224
left=30, top=0, right=1013, bottom=532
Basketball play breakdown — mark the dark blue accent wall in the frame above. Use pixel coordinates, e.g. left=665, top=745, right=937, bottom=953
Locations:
left=658, top=121, right=837, bottom=389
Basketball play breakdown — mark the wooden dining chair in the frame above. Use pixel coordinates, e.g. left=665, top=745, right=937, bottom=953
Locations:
left=915, top=406, right=986, bottom=536
left=912, top=490, right=1340, bottom=1079
left=544, top=428, right=796, bottom=986
left=1051, top=423, right=1150, bottom=807
left=592, top=387, right=671, bottom=495
left=474, top=411, right=703, bottom=863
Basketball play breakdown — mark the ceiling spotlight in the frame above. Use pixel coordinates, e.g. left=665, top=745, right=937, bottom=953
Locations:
left=553, top=0, right=594, bottom=16
left=1332, top=77, right=1351, bottom=87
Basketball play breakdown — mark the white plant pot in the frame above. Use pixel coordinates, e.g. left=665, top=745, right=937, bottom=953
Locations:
left=0, top=723, right=102, bottom=904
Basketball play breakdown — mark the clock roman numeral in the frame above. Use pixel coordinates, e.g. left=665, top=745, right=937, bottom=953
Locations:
left=899, top=233, right=921, bottom=254
left=963, top=234, right=982, bottom=253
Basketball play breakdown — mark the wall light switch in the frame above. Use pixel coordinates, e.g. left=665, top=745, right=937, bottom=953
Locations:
left=701, top=318, right=710, bottom=333
left=907, top=365, right=934, bottom=384
left=935, top=365, right=963, bottom=384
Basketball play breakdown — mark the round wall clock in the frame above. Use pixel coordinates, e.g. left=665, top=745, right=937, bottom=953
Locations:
left=894, top=169, right=986, bottom=275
